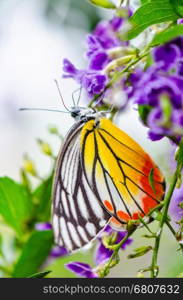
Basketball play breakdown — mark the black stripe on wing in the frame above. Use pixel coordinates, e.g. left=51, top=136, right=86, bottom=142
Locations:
left=52, top=121, right=110, bottom=252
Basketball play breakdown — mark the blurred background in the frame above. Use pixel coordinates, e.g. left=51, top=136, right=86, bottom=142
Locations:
left=0, top=0, right=182, bottom=278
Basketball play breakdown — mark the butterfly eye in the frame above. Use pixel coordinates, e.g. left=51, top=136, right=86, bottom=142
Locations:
left=71, top=110, right=80, bottom=118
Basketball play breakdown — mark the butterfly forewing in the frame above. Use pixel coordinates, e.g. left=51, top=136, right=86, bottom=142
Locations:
left=52, top=120, right=110, bottom=252
left=80, top=118, right=165, bottom=225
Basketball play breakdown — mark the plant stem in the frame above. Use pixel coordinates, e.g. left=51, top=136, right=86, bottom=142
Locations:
left=100, top=227, right=136, bottom=277
left=150, top=159, right=183, bottom=278
left=119, top=0, right=124, bottom=7
left=108, top=51, right=148, bottom=87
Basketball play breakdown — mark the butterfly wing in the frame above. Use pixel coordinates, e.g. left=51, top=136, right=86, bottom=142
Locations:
left=80, top=118, right=165, bottom=226
left=52, top=120, right=110, bottom=252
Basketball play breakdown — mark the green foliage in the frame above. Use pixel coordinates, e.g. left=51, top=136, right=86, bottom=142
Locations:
left=151, top=24, right=183, bottom=46
left=148, top=169, right=156, bottom=194
left=160, top=94, right=172, bottom=125
left=88, top=0, right=116, bottom=9
left=138, top=105, right=152, bottom=125
left=128, top=246, right=153, bottom=259
left=28, top=270, right=51, bottom=278
left=127, top=0, right=179, bottom=40
left=170, top=0, right=183, bottom=17
left=33, top=176, right=53, bottom=222
left=140, top=0, right=150, bottom=4
left=0, top=177, right=33, bottom=235
left=12, top=230, right=53, bottom=277
left=175, top=139, right=183, bottom=168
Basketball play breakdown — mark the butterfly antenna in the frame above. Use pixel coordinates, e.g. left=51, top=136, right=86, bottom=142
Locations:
left=19, top=108, right=69, bottom=113
left=54, top=79, right=70, bottom=112
left=71, top=91, right=76, bottom=107
left=77, top=87, right=82, bottom=106
left=106, top=104, right=115, bottom=113
left=71, top=86, right=82, bottom=107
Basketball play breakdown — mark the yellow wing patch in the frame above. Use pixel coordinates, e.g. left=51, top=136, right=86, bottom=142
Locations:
left=80, top=118, right=165, bottom=225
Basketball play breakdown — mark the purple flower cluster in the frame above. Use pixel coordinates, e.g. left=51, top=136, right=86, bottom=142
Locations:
left=63, top=12, right=131, bottom=100
left=169, top=185, right=183, bottom=229
left=132, top=37, right=183, bottom=142
left=66, top=225, right=132, bottom=278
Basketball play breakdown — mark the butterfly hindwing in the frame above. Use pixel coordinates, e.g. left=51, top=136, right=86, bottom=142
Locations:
left=80, top=118, right=165, bottom=225
left=52, top=121, right=110, bottom=252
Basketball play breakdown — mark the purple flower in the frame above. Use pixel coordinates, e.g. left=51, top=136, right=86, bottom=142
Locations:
left=65, top=225, right=132, bottom=278
left=134, top=71, right=183, bottom=108
left=62, top=13, right=131, bottom=102
left=63, top=59, right=85, bottom=82
left=65, top=262, right=98, bottom=278
left=131, top=57, right=183, bottom=141
left=177, top=60, right=183, bottom=76
left=86, top=15, right=129, bottom=69
left=153, top=43, right=182, bottom=71
left=50, top=246, right=68, bottom=258
left=35, top=222, right=52, bottom=231
left=169, top=185, right=183, bottom=228
left=153, top=37, right=183, bottom=72
left=63, top=59, right=107, bottom=98
left=83, top=73, right=107, bottom=97
left=95, top=225, right=133, bottom=265
left=89, top=51, right=109, bottom=71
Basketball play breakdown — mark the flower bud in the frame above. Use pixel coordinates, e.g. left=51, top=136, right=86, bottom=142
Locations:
left=37, top=139, right=53, bottom=156
left=127, top=246, right=153, bottom=259
left=23, top=155, right=37, bottom=176
left=48, top=126, right=59, bottom=135
left=137, top=271, right=145, bottom=278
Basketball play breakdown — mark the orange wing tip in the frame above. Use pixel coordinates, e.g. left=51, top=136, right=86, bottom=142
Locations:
left=117, top=210, right=145, bottom=222
left=117, top=210, right=131, bottom=222
left=110, top=211, right=146, bottom=230
left=140, top=154, right=165, bottom=203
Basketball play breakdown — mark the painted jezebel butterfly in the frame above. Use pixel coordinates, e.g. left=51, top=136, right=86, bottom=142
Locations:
left=51, top=107, right=165, bottom=252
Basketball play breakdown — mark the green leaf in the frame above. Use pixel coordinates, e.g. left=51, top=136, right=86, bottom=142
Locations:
left=0, top=177, right=33, bottom=235
left=148, top=169, right=156, bottom=194
left=127, top=0, right=179, bottom=40
left=13, top=230, right=54, bottom=277
left=160, top=94, right=172, bottom=124
left=0, top=235, right=3, bottom=258
left=128, top=246, right=153, bottom=259
left=32, top=176, right=53, bottom=221
left=88, top=0, right=116, bottom=9
left=179, top=202, right=183, bottom=209
left=138, top=105, right=152, bottom=124
left=151, top=24, right=183, bottom=46
left=28, top=270, right=51, bottom=278
left=170, top=0, right=183, bottom=17
left=140, top=0, right=150, bottom=4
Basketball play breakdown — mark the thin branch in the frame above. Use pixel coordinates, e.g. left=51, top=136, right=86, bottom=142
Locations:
left=150, top=149, right=183, bottom=278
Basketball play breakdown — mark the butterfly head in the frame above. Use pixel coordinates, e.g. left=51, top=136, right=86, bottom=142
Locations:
left=70, top=106, right=106, bottom=122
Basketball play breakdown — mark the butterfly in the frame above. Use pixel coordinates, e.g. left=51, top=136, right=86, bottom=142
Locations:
left=51, top=106, right=165, bottom=253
